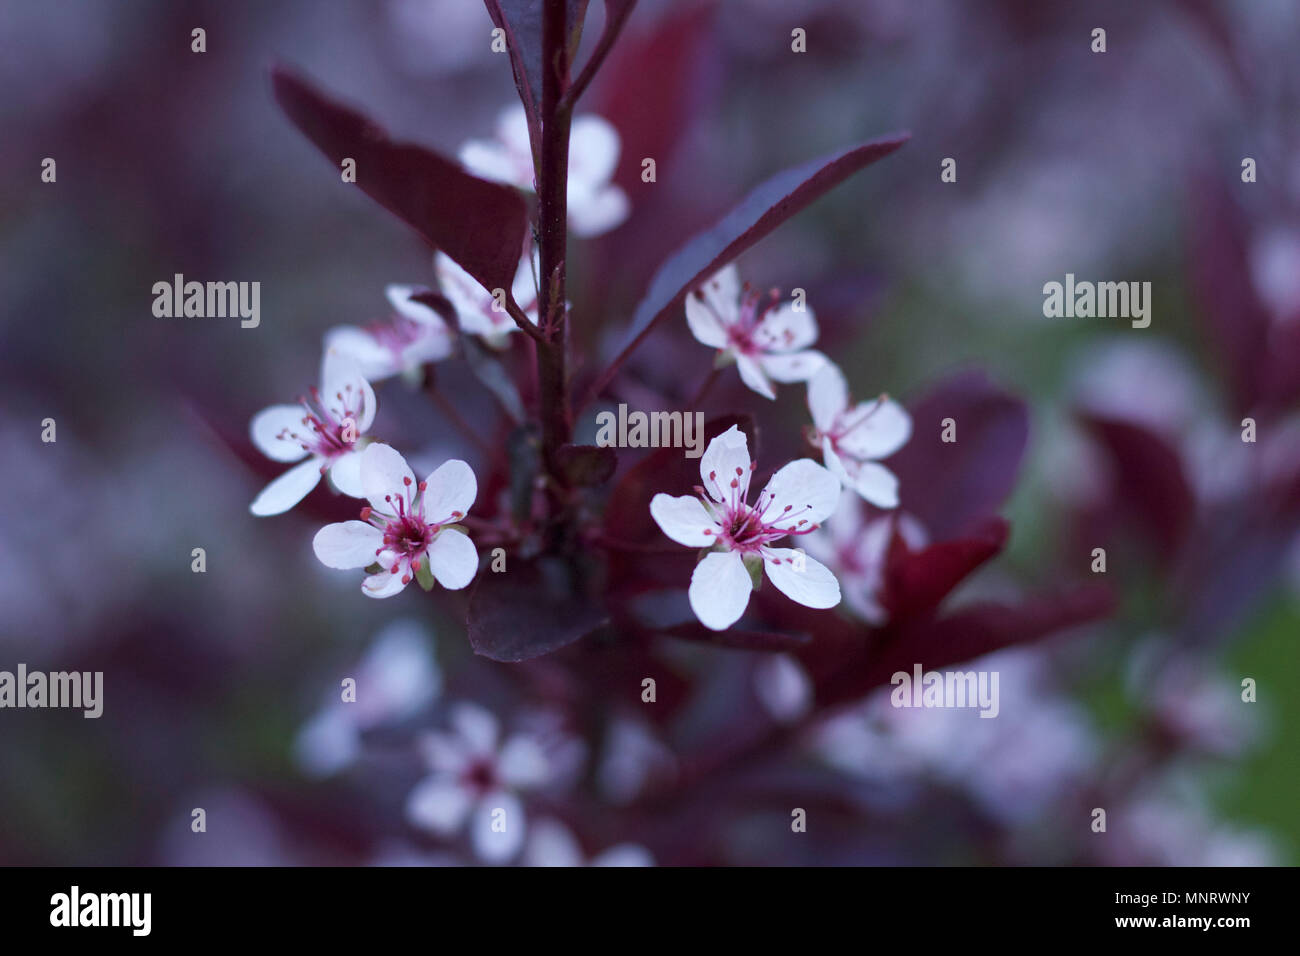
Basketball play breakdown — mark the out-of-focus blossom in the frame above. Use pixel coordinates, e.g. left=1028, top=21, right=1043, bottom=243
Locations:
left=405, top=703, right=559, bottom=864
left=597, top=717, right=678, bottom=806
left=685, top=265, right=827, bottom=399
left=1103, top=790, right=1278, bottom=866
left=459, top=105, right=629, bottom=237
left=324, top=285, right=454, bottom=383
left=1250, top=227, right=1300, bottom=322
left=312, top=443, right=479, bottom=598
left=523, top=818, right=653, bottom=867
left=436, top=245, right=539, bottom=348
left=806, top=363, right=910, bottom=507
left=295, top=619, right=442, bottom=776
left=753, top=654, right=813, bottom=724
left=249, top=350, right=376, bottom=515
left=650, top=425, right=841, bottom=630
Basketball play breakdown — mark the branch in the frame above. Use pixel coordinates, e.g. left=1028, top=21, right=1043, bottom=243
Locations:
left=560, top=0, right=638, bottom=111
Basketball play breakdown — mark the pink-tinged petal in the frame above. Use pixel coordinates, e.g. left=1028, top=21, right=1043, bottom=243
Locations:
left=836, top=397, right=912, bottom=460
left=763, top=458, right=842, bottom=528
left=361, top=442, right=415, bottom=513
left=459, top=140, right=524, bottom=188
left=402, top=327, right=455, bottom=367
left=471, top=791, right=525, bottom=864
left=569, top=184, right=629, bottom=237
left=418, top=730, right=472, bottom=774
left=760, top=349, right=827, bottom=383
left=313, top=520, right=383, bottom=569
left=451, top=702, right=499, bottom=756
left=763, top=548, right=841, bottom=609
left=835, top=453, right=900, bottom=509
left=436, top=252, right=502, bottom=337
left=569, top=115, right=621, bottom=188
left=808, top=364, right=849, bottom=432
left=697, top=264, right=741, bottom=324
left=591, top=844, right=654, bottom=867
left=650, top=493, right=717, bottom=547
left=422, top=459, right=477, bottom=523
left=699, top=424, right=753, bottom=503
left=425, top=529, right=478, bottom=591
left=406, top=775, right=473, bottom=835
left=325, top=325, right=397, bottom=382
left=736, top=353, right=778, bottom=399
left=249, top=404, right=311, bottom=463
left=498, top=735, right=550, bottom=789
left=689, top=550, right=753, bottom=631
left=321, top=348, right=378, bottom=433
left=362, top=570, right=407, bottom=599
left=250, top=458, right=323, bottom=516
left=754, top=301, right=818, bottom=353
left=327, top=449, right=365, bottom=497
left=385, top=284, right=443, bottom=326
left=684, top=292, right=729, bottom=348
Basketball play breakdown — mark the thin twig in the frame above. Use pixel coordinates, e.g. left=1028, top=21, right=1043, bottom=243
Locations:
left=560, top=0, right=639, bottom=111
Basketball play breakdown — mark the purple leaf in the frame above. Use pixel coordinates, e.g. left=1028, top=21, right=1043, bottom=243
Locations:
left=584, top=133, right=909, bottom=403
left=271, top=66, right=530, bottom=299
left=883, top=517, right=1009, bottom=618
left=484, top=0, right=591, bottom=139
left=468, top=556, right=609, bottom=661
left=888, top=370, right=1029, bottom=541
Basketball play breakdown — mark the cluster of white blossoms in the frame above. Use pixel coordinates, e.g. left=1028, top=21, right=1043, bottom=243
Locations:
left=657, top=264, right=915, bottom=630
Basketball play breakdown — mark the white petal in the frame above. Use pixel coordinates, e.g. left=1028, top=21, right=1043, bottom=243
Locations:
left=763, top=548, right=841, bottom=610
left=591, top=844, right=654, bottom=867
left=459, top=139, right=523, bottom=187
left=496, top=105, right=532, bottom=158
left=510, top=247, right=540, bottom=312
left=361, top=442, right=415, bottom=513
left=293, top=707, right=360, bottom=777
left=569, top=114, right=621, bottom=188
left=418, top=730, right=472, bottom=774
left=321, top=348, right=377, bottom=433
left=498, top=735, right=551, bottom=789
left=699, top=424, right=753, bottom=503
left=835, top=398, right=912, bottom=460
left=406, top=775, right=473, bottom=835
left=249, top=404, right=311, bottom=463
left=760, top=349, right=827, bottom=383
left=684, top=290, right=729, bottom=348
left=807, top=364, right=849, bottom=432
left=568, top=185, right=629, bottom=237
left=356, top=620, right=441, bottom=725
left=524, top=818, right=585, bottom=867
left=650, top=494, right=717, bottom=547
left=328, top=449, right=366, bottom=497
left=250, top=459, right=323, bottom=516
left=450, top=702, right=499, bottom=756
left=838, top=457, right=901, bottom=509
left=385, top=283, right=442, bottom=325
left=313, top=520, right=383, bottom=569
left=425, top=529, right=478, bottom=591
left=753, top=654, right=813, bottom=724
left=736, top=353, right=777, bottom=399
left=471, top=792, right=525, bottom=864
left=437, top=252, right=509, bottom=337
left=362, top=570, right=407, bottom=599
left=762, top=458, right=842, bottom=529
left=422, top=459, right=477, bottom=523
left=696, top=264, right=740, bottom=324
left=324, top=326, right=397, bottom=382
left=689, top=550, right=753, bottom=631
left=754, top=301, right=818, bottom=352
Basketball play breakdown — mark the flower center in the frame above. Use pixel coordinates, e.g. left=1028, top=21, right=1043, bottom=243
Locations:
left=278, top=383, right=368, bottom=461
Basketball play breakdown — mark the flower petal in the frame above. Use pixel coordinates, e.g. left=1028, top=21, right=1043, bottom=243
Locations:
left=324, top=325, right=397, bottom=382
left=699, top=424, right=753, bottom=503
left=762, top=458, right=842, bottom=529
left=650, top=494, right=717, bottom=547
left=524, top=818, right=585, bottom=867
left=406, top=775, right=473, bottom=836
left=250, top=458, right=323, bottom=516
left=249, top=404, right=311, bottom=463
left=425, top=529, right=479, bottom=591
left=361, top=442, right=415, bottom=513
left=328, top=449, right=365, bottom=497
left=385, top=283, right=443, bottom=326
left=471, top=791, right=525, bottom=864
left=835, top=398, right=912, bottom=460
left=321, top=348, right=378, bottom=433
left=736, top=353, right=777, bottom=399
left=689, top=550, right=753, bottom=631
left=568, top=185, right=629, bottom=237
left=451, top=702, right=499, bottom=756
left=754, top=301, right=818, bottom=353
left=837, top=456, right=901, bottom=509
left=684, top=291, right=729, bottom=348
left=569, top=114, right=621, bottom=188
left=313, top=520, right=383, bottom=569
left=591, top=844, right=655, bottom=867
left=362, top=570, right=407, bottom=599
left=763, top=548, right=841, bottom=610
left=807, top=364, right=849, bottom=432
left=422, top=459, right=477, bottom=523
left=696, top=264, right=740, bottom=324
left=498, top=735, right=551, bottom=789
left=760, top=349, right=827, bottom=383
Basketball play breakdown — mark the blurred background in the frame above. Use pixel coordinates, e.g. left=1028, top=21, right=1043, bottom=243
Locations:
left=1, top=0, right=1297, bottom=865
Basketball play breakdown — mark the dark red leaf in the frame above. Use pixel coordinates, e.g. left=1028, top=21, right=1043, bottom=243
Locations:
left=271, top=66, right=530, bottom=299
left=883, top=517, right=1009, bottom=618
left=484, top=0, right=591, bottom=137
left=468, top=556, right=609, bottom=661
left=888, top=370, right=1029, bottom=541
left=585, top=133, right=909, bottom=402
